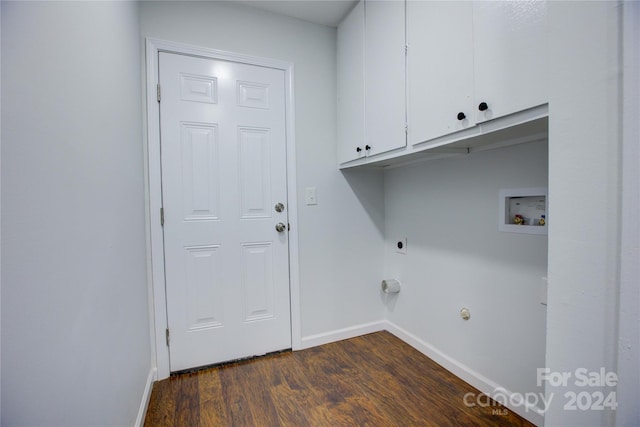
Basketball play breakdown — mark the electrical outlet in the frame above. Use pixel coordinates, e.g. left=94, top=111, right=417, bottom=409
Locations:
left=395, top=238, right=407, bottom=254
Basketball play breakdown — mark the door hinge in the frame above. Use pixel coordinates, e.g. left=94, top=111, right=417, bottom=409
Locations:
left=405, top=45, right=408, bottom=55
left=157, top=83, right=161, bottom=103
left=405, top=124, right=408, bottom=135
left=160, top=207, right=164, bottom=226
left=165, top=328, right=170, bottom=346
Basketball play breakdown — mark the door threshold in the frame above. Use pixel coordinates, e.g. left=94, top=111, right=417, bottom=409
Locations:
left=170, top=348, right=293, bottom=376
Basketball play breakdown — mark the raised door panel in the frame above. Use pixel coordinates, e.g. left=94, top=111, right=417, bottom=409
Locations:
left=473, top=0, right=547, bottom=123
left=238, top=127, right=271, bottom=219
left=241, top=242, right=275, bottom=322
left=337, top=1, right=366, bottom=164
left=184, top=245, right=223, bottom=330
left=407, top=1, right=474, bottom=145
left=180, top=123, right=220, bottom=220
left=364, top=0, right=406, bottom=157
left=180, top=73, right=218, bottom=104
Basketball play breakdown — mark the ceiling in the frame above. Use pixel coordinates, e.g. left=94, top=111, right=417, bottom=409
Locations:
left=235, top=0, right=358, bottom=27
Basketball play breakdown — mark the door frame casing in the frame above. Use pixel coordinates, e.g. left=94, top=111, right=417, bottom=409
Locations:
left=144, top=38, right=301, bottom=380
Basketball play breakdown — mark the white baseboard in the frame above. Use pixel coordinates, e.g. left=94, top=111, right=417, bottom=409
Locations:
left=135, top=367, right=156, bottom=427
left=300, top=320, right=386, bottom=349
left=384, top=321, right=544, bottom=426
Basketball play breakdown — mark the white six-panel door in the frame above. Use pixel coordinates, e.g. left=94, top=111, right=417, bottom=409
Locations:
left=159, top=52, right=291, bottom=372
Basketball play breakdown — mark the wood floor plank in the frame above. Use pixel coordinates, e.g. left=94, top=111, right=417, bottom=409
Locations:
left=143, top=375, right=180, bottom=427
left=365, top=333, right=510, bottom=426
left=218, top=362, right=260, bottom=426
left=256, top=353, right=312, bottom=426
left=174, top=373, right=199, bottom=427
left=335, top=337, right=439, bottom=426
left=301, top=342, right=391, bottom=426
left=143, top=331, right=536, bottom=427
left=198, top=368, right=228, bottom=426
left=292, top=346, right=360, bottom=425
left=318, top=340, right=401, bottom=426
left=369, top=332, right=530, bottom=426
left=232, top=359, right=282, bottom=426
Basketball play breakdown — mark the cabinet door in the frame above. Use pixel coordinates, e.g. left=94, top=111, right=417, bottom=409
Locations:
left=407, top=1, right=474, bottom=145
left=364, top=0, right=406, bottom=157
left=337, top=1, right=366, bottom=164
left=473, top=0, right=547, bottom=123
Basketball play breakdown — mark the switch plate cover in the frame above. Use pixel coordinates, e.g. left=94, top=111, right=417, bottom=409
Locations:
left=305, top=187, right=317, bottom=205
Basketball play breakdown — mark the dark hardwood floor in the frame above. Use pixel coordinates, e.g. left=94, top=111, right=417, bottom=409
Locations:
left=144, top=331, right=535, bottom=426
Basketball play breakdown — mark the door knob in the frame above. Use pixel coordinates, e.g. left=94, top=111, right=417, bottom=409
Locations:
left=275, top=202, right=285, bottom=213
left=457, top=112, right=466, bottom=121
left=365, top=145, right=371, bottom=150
left=275, top=222, right=287, bottom=232
left=356, top=147, right=362, bottom=153
left=478, top=102, right=489, bottom=111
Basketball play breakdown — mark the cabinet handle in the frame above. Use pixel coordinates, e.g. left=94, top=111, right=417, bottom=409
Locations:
left=356, top=147, right=362, bottom=153
left=365, top=145, right=371, bottom=151
left=457, top=112, right=466, bottom=121
left=478, top=102, right=489, bottom=112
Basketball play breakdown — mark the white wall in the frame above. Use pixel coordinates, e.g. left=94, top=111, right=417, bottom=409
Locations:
left=0, top=3, right=3, bottom=422
left=139, top=1, right=385, bottom=342
left=384, top=141, right=548, bottom=417
left=616, top=2, right=640, bottom=425
left=545, top=1, right=623, bottom=425
left=1, top=2, right=151, bottom=425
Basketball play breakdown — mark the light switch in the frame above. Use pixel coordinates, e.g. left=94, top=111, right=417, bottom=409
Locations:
left=305, top=187, right=317, bottom=205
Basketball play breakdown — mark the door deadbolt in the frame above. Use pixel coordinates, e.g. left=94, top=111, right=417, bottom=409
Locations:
left=275, top=222, right=286, bottom=232
left=275, top=202, right=285, bottom=213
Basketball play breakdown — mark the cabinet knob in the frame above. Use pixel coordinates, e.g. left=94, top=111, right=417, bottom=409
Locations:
left=478, top=102, right=489, bottom=112
left=457, top=112, right=466, bottom=121
left=365, top=145, right=371, bottom=151
left=356, top=147, right=362, bottom=153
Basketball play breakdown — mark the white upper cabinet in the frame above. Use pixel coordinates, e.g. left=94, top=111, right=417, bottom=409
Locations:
left=364, top=0, right=407, bottom=158
left=408, top=0, right=547, bottom=146
left=338, top=0, right=547, bottom=166
left=473, top=0, right=547, bottom=124
left=407, top=1, right=474, bottom=145
left=337, top=1, right=365, bottom=164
